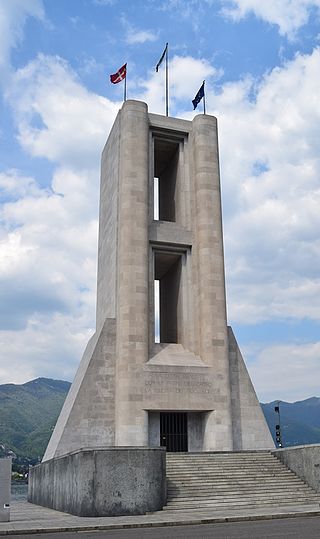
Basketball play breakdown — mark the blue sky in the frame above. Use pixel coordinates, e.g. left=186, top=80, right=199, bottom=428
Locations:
left=1, top=0, right=320, bottom=402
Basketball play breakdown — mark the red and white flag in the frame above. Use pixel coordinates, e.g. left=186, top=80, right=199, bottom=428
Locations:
left=110, top=63, right=127, bottom=84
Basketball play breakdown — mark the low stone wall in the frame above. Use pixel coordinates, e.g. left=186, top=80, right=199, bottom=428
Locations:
left=0, top=458, right=11, bottom=522
left=273, top=444, right=320, bottom=493
left=28, top=447, right=166, bottom=517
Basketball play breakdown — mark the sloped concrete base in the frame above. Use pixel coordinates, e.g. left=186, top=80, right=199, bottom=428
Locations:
left=43, top=318, right=117, bottom=462
left=28, top=447, right=166, bottom=517
left=228, top=327, right=275, bottom=450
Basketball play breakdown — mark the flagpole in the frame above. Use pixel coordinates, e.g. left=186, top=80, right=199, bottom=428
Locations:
left=124, top=65, right=127, bottom=102
left=203, top=80, right=206, bottom=115
left=165, top=43, right=169, bottom=116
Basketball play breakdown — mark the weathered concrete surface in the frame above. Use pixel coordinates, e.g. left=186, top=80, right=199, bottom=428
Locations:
left=229, top=327, right=274, bottom=450
left=28, top=448, right=166, bottom=517
left=43, top=319, right=116, bottom=461
left=273, top=444, right=320, bottom=493
left=0, top=458, right=11, bottom=522
left=192, top=114, right=233, bottom=450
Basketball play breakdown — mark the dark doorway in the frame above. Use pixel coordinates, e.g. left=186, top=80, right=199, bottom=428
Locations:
left=160, top=412, right=188, bottom=452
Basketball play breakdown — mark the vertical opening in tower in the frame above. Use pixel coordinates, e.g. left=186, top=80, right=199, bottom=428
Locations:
left=154, top=251, right=182, bottom=343
left=154, top=279, right=160, bottom=343
left=154, top=138, right=179, bottom=222
left=154, top=178, right=159, bottom=221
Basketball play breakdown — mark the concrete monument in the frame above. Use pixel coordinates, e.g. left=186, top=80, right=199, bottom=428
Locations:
left=29, top=100, right=274, bottom=516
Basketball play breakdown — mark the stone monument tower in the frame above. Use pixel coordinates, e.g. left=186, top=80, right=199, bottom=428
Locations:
left=44, top=100, right=273, bottom=460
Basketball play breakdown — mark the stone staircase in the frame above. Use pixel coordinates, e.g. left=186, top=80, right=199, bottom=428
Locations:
left=164, top=451, right=320, bottom=511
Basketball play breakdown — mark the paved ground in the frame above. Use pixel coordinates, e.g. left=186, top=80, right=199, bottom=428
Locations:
left=0, top=500, right=320, bottom=536
left=3, top=516, right=320, bottom=538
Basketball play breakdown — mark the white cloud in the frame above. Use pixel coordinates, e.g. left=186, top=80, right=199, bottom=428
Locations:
left=0, top=0, right=44, bottom=83
left=247, top=341, right=320, bottom=401
left=0, top=168, right=98, bottom=320
left=0, top=313, right=94, bottom=384
left=137, top=55, right=220, bottom=114
left=120, top=16, right=158, bottom=45
left=203, top=48, right=320, bottom=326
left=7, top=54, right=120, bottom=169
left=0, top=166, right=98, bottom=382
left=220, top=0, right=320, bottom=38
left=0, top=169, right=45, bottom=200
left=92, top=0, right=115, bottom=5
left=158, top=0, right=216, bottom=32
left=126, top=28, right=158, bottom=45
left=0, top=55, right=121, bottom=384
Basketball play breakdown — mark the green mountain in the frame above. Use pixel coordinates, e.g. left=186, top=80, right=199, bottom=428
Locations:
left=261, top=398, right=320, bottom=447
left=1, top=377, right=319, bottom=463
left=0, top=377, right=70, bottom=462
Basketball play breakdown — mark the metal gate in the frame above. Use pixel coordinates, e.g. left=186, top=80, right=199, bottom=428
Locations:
left=160, top=412, right=188, bottom=452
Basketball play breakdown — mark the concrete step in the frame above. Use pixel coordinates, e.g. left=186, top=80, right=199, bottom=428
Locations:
left=163, top=500, right=320, bottom=511
left=167, top=461, right=281, bottom=466
left=167, top=488, right=316, bottom=496
left=167, top=486, right=316, bottom=495
left=167, top=464, right=289, bottom=470
left=167, top=453, right=272, bottom=459
left=166, top=494, right=320, bottom=502
left=167, top=455, right=272, bottom=460
left=166, top=460, right=276, bottom=465
left=166, top=483, right=317, bottom=493
left=166, top=493, right=320, bottom=502
left=164, top=451, right=320, bottom=512
left=166, top=497, right=320, bottom=505
left=167, top=483, right=316, bottom=492
left=167, top=468, right=298, bottom=475
left=167, top=477, right=304, bottom=485
left=167, top=474, right=296, bottom=479
left=168, top=464, right=293, bottom=467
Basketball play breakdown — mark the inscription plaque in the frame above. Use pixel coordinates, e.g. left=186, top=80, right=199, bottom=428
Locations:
left=144, top=371, right=214, bottom=403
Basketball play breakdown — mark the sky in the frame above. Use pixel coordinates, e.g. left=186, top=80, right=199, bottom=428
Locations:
left=0, top=0, right=320, bottom=402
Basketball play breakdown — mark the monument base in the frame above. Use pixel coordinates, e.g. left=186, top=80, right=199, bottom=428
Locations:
left=28, top=447, right=166, bottom=517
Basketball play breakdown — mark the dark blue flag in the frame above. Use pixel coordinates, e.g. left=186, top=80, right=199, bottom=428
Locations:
left=156, top=43, right=168, bottom=72
left=192, top=81, right=205, bottom=110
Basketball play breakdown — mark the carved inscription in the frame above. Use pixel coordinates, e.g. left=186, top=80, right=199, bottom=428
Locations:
left=144, top=372, right=212, bottom=397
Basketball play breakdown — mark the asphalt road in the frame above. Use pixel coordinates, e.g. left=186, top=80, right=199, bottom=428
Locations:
left=6, top=516, right=320, bottom=538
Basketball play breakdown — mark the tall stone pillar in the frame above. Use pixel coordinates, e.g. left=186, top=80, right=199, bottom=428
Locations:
left=192, top=114, right=233, bottom=450
left=115, top=101, right=149, bottom=445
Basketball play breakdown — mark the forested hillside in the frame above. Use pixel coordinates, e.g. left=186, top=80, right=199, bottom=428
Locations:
left=0, top=377, right=70, bottom=462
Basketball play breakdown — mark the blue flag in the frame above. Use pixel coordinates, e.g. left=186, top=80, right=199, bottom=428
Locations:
left=156, top=43, right=168, bottom=72
left=192, top=81, right=205, bottom=110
